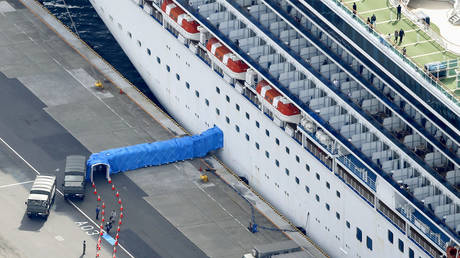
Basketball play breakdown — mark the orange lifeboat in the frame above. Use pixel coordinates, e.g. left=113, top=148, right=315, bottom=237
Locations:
left=206, top=38, right=249, bottom=80
left=256, top=80, right=301, bottom=123
left=161, top=0, right=200, bottom=40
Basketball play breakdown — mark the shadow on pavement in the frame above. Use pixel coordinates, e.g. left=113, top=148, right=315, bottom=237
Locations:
left=18, top=213, right=46, bottom=231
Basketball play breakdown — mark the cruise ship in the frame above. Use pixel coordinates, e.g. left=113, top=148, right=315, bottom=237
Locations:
left=87, top=0, right=460, bottom=256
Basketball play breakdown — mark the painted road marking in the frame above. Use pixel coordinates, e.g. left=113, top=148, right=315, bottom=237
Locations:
left=75, top=221, right=101, bottom=236
left=0, top=136, right=134, bottom=257
left=0, top=180, right=34, bottom=189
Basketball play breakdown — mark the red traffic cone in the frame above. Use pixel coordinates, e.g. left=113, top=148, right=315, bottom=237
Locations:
left=102, top=217, right=105, bottom=222
left=115, top=233, right=119, bottom=239
left=118, top=219, right=122, bottom=225
left=108, top=179, right=112, bottom=184
left=119, top=89, right=124, bottom=94
left=120, top=205, right=123, bottom=211
left=100, top=231, right=104, bottom=236
left=114, top=240, right=118, bottom=246
left=113, top=255, right=116, bottom=258
left=118, top=198, right=122, bottom=204
left=113, top=247, right=117, bottom=253
left=96, top=253, right=100, bottom=257
left=93, top=189, right=97, bottom=195
left=116, top=191, right=119, bottom=197
left=120, top=212, right=123, bottom=219
left=92, top=182, right=95, bottom=188
left=97, top=195, right=101, bottom=201
left=102, top=210, right=105, bottom=215
left=112, top=184, right=115, bottom=190
left=199, top=167, right=202, bottom=172
left=117, top=226, right=121, bottom=232
left=100, top=224, right=103, bottom=229
left=102, top=202, right=106, bottom=208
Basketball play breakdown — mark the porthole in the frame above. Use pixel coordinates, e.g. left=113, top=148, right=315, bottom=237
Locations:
left=295, top=177, right=299, bottom=184
left=137, top=40, right=142, bottom=47
left=216, top=87, right=220, bottom=94
left=176, top=73, right=180, bottom=80
left=156, top=57, right=161, bottom=64
left=205, top=99, right=209, bottom=106
left=185, top=82, right=190, bottom=89
left=166, top=65, right=170, bottom=72
left=285, top=168, right=290, bottom=176
left=195, top=90, right=199, bottom=98
left=127, top=31, right=132, bottom=38
left=146, top=48, right=151, bottom=55
left=235, top=125, right=240, bottom=133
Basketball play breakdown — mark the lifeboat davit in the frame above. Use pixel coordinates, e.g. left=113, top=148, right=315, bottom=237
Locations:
left=206, top=38, right=249, bottom=80
left=161, top=0, right=200, bottom=41
left=256, top=80, right=301, bottom=124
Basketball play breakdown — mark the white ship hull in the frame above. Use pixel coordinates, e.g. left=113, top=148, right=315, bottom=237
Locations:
left=89, top=0, right=438, bottom=257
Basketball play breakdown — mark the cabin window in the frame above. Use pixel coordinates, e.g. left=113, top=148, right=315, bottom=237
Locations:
left=275, top=160, right=279, bottom=167
left=245, top=134, right=250, bottom=141
left=195, top=90, right=199, bottom=98
left=388, top=230, right=393, bottom=243
left=398, top=239, right=404, bottom=252
left=235, top=125, right=240, bottom=133
left=305, top=186, right=310, bottom=193
left=275, top=138, right=280, bottom=145
left=255, top=121, right=260, bottom=128
left=245, top=112, right=250, bottom=120
left=285, top=147, right=290, bottom=154
left=265, top=129, right=270, bottom=137
left=166, top=65, right=170, bottom=72
left=325, top=203, right=330, bottom=211
left=176, top=73, right=180, bottom=81
left=265, top=151, right=270, bottom=159
left=146, top=48, right=151, bottom=55
left=226, top=95, right=230, bottom=102
left=326, top=182, right=330, bottom=189
left=215, top=108, right=220, bottom=115
left=295, top=177, right=299, bottom=184
left=315, top=194, right=320, bottom=202
left=356, top=228, right=362, bottom=242
left=216, top=87, right=220, bottom=94
left=336, top=212, right=340, bottom=220
left=409, top=248, right=414, bottom=258
left=255, top=142, right=260, bottom=150
left=346, top=221, right=350, bottom=228
left=295, top=155, right=300, bottom=163
left=366, top=237, right=373, bottom=250
left=316, top=173, right=320, bottom=180
left=336, top=191, right=341, bottom=198
left=225, top=116, right=230, bottom=124
left=285, top=168, right=289, bottom=176
left=205, top=99, right=209, bottom=106
left=235, top=104, right=240, bottom=111
left=127, top=31, right=132, bottom=38
left=156, top=57, right=161, bottom=64
left=306, top=164, right=310, bottom=172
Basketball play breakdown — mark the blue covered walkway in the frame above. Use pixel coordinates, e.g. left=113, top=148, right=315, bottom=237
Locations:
left=86, top=127, right=223, bottom=181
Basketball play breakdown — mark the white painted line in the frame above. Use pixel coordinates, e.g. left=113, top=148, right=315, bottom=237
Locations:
left=0, top=136, right=135, bottom=258
left=359, top=7, right=390, bottom=15
left=401, top=39, right=434, bottom=47
left=0, top=180, right=34, bottom=189
left=412, top=51, right=443, bottom=59
left=193, top=181, right=250, bottom=232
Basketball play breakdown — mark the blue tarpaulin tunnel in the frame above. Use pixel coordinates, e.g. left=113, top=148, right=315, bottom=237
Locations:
left=86, top=127, right=223, bottom=182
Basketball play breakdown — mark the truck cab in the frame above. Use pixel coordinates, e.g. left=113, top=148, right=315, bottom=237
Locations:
left=63, top=155, right=87, bottom=199
left=25, top=175, right=56, bottom=218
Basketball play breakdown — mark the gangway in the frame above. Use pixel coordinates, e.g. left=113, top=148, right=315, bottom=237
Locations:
left=86, top=127, right=223, bottom=181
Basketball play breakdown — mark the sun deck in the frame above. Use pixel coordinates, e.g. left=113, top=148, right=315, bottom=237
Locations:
left=340, top=0, right=460, bottom=97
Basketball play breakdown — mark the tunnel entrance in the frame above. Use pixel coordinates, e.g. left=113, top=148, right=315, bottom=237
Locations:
left=90, top=163, right=110, bottom=183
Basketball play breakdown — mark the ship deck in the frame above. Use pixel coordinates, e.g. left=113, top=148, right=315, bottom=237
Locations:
left=0, top=0, right=326, bottom=257
left=341, top=0, right=460, bottom=97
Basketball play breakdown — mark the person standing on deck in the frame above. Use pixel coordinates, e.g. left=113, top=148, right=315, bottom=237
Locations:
left=394, top=30, right=399, bottom=43
left=399, top=28, right=405, bottom=44
left=397, top=4, right=402, bottom=20
left=352, top=2, right=357, bottom=15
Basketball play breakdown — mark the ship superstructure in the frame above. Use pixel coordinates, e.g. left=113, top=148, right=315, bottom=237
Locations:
left=88, top=0, right=460, bottom=256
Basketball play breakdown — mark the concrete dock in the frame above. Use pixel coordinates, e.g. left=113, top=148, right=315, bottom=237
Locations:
left=0, top=0, right=327, bottom=257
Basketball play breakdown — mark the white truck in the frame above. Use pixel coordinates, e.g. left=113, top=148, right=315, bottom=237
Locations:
left=25, top=175, right=56, bottom=219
